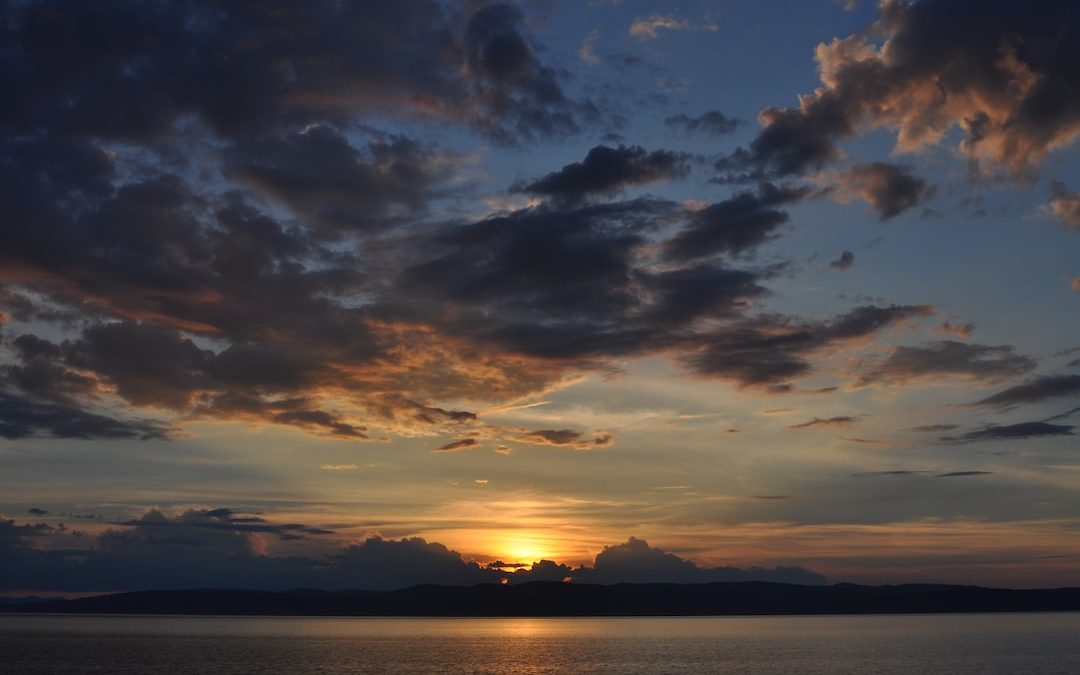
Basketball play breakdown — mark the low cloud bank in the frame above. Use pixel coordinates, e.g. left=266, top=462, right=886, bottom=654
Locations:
left=0, top=511, right=825, bottom=592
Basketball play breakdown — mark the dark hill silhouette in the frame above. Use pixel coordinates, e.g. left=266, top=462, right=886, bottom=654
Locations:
left=4, top=581, right=1080, bottom=616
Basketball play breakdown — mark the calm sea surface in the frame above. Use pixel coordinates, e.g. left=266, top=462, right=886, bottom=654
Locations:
left=2, top=612, right=1079, bottom=674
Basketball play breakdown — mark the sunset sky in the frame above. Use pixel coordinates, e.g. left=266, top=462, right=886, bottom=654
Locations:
left=3, top=0, right=1080, bottom=594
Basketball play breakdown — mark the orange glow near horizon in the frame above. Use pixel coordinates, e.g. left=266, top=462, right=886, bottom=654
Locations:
left=500, top=533, right=557, bottom=565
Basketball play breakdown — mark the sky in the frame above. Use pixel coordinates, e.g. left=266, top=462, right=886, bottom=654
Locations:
left=2, top=0, right=1080, bottom=594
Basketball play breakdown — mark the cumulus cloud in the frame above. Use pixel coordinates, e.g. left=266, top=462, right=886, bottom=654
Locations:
left=823, top=163, right=932, bottom=220
left=0, top=0, right=953, bottom=447
left=570, top=537, right=826, bottom=585
left=718, top=0, right=1080, bottom=179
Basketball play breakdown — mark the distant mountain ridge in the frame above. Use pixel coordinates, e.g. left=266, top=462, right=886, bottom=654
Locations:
left=4, top=581, right=1080, bottom=616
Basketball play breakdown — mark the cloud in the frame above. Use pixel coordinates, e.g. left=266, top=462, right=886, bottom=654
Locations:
left=851, top=470, right=928, bottom=477
left=628, top=15, right=692, bottom=39
left=683, top=304, right=933, bottom=389
left=665, top=111, right=742, bottom=136
left=4, top=1, right=600, bottom=145
left=829, top=250, right=855, bottom=270
left=118, top=508, right=334, bottom=539
left=27, top=508, right=49, bottom=517
left=1072, top=277, right=1080, bottom=294
left=0, top=514, right=825, bottom=592
left=395, top=198, right=769, bottom=362
left=230, top=127, right=468, bottom=236
left=510, top=429, right=614, bottom=450
left=0, top=392, right=170, bottom=441
left=943, top=421, right=1075, bottom=443
left=789, top=416, right=857, bottom=429
left=663, top=183, right=813, bottom=262
left=0, top=0, right=948, bottom=448
left=823, top=163, right=932, bottom=220
left=907, top=424, right=958, bottom=432
left=579, top=29, right=600, bottom=65
left=718, top=1, right=1080, bottom=179
left=858, top=340, right=1036, bottom=386
left=570, top=537, right=826, bottom=585
left=515, top=145, right=690, bottom=205
left=1046, top=181, right=1080, bottom=229
left=936, top=471, right=993, bottom=478
left=329, top=536, right=494, bottom=589
left=938, top=321, right=975, bottom=337
left=433, top=438, right=479, bottom=453
left=974, top=374, right=1080, bottom=407
left=321, top=463, right=359, bottom=471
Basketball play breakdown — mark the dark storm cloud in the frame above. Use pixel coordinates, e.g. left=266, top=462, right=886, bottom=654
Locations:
left=828, top=163, right=932, bottom=220
left=717, top=0, right=1080, bottom=179
left=462, top=2, right=596, bottom=142
left=683, top=304, right=933, bottom=389
left=638, top=265, right=767, bottom=325
left=663, top=183, right=813, bottom=262
left=664, top=111, right=743, bottom=136
left=230, top=126, right=464, bottom=236
left=974, top=375, right=1080, bottom=408
left=394, top=198, right=771, bottom=361
left=829, top=250, right=855, bottom=270
left=2, top=324, right=374, bottom=439
left=0, top=515, right=825, bottom=592
left=400, top=199, right=671, bottom=320
left=515, top=145, right=690, bottom=204
left=0, top=0, right=949, bottom=445
left=1, top=1, right=588, bottom=144
left=858, top=341, right=1036, bottom=386
left=943, top=421, right=1074, bottom=443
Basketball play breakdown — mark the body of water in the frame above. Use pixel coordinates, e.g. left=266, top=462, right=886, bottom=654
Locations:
left=2, top=612, right=1079, bottom=674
